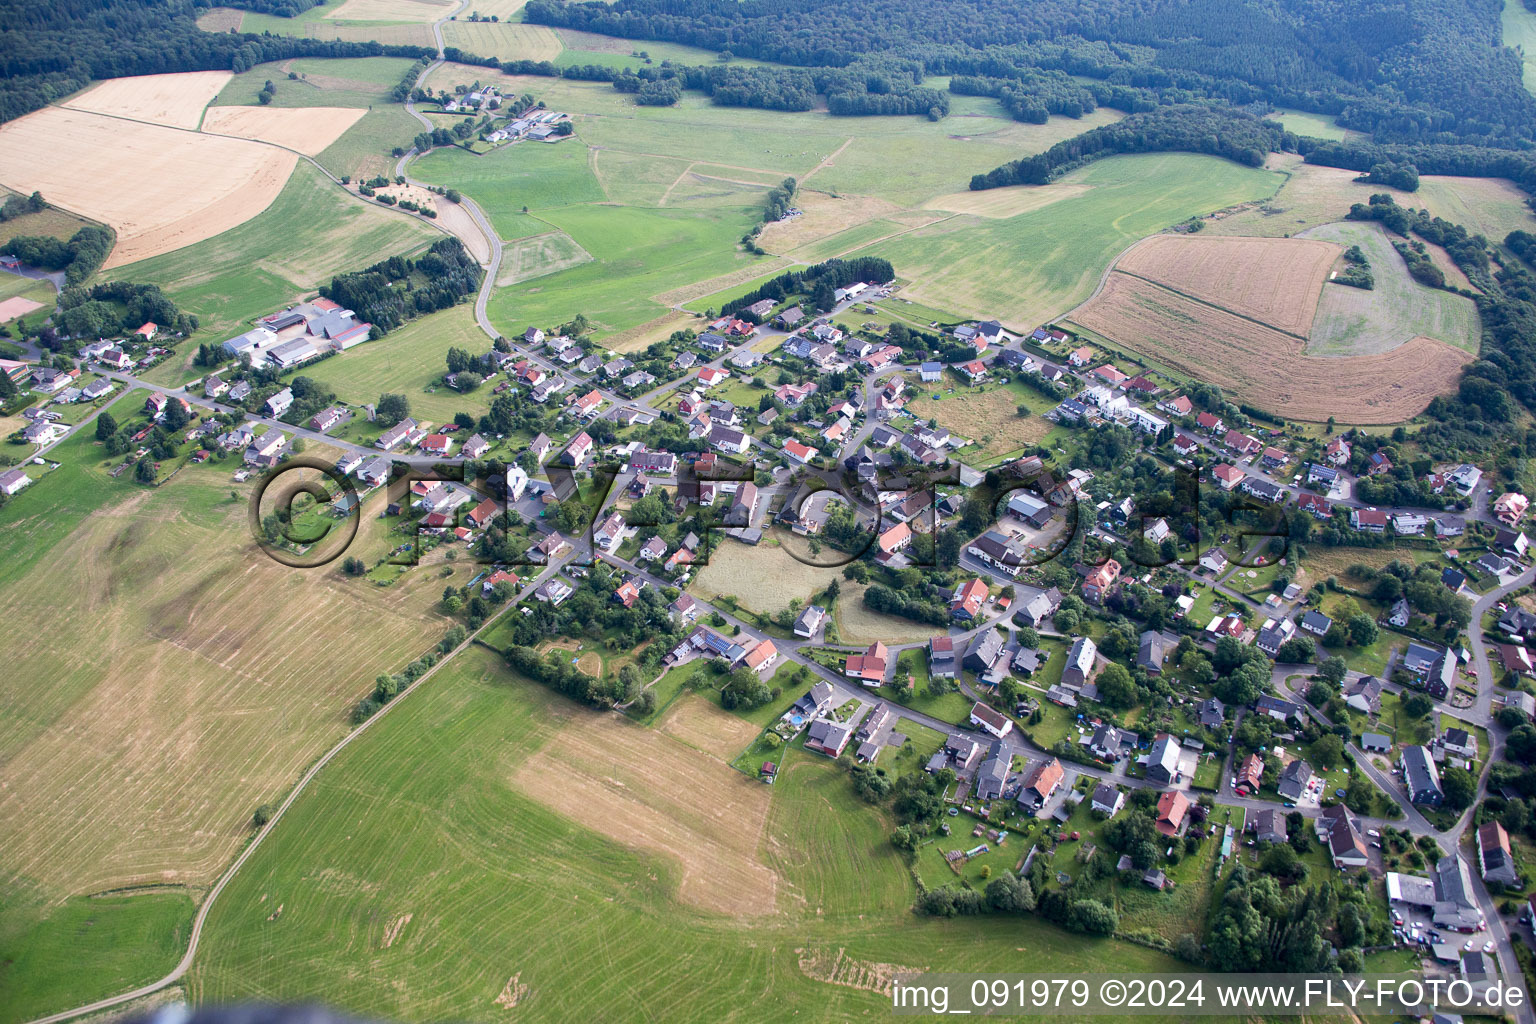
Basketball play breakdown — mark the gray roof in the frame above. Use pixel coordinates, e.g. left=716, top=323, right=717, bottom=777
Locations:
left=1276, top=758, right=1313, bottom=800
left=1403, top=744, right=1442, bottom=801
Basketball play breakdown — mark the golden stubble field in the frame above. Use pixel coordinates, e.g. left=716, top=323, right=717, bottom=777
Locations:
left=200, top=105, right=366, bottom=155
left=0, top=106, right=297, bottom=268
left=0, top=472, right=459, bottom=900
left=62, top=71, right=233, bottom=128
left=1067, top=272, right=1473, bottom=423
left=1113, top=234, right=1340, bottom=336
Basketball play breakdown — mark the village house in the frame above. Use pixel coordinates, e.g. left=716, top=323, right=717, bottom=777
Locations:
left=969, top=702, right=1013, bottom=739
left=1155, top=790, right=1189, bottom=837
left=844, top=641, right=889, bottom=686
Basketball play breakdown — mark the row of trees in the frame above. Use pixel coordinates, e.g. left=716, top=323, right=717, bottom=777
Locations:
left=970, top=104, right=1287, bottom=190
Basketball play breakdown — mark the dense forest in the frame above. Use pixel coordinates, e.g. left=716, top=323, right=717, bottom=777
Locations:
left=525, top=0, right=1536, bottom=147
left=319, top=238, right=482, bottom=335
left=0, top=0, right=436, bottom=123
left=970, top=104, right=1288, bottom=188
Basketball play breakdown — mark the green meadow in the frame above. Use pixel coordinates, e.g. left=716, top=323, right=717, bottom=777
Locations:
left=113, top=162, right=440, bottom=359
left=189, top=643, right=1189, bottom=1021
left=490, top=203, right=769, bottom=334
left=1264, top=108, right=1350, bottom=142
left=300, top=304, right=494, bottom=424
left=0, top=887, right=193, bottom=1024
left=412, top=140, right=606, bottom=238
left=214, top=56, right=420, bottom=111
left=212, top=55, right=428, bottom=179
left=849, top=152, right=1286, bottom=329
left=1302, top=220, right=1481, bottom=355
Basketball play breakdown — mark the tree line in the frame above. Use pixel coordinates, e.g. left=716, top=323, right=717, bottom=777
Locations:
left=969, top=104, right=1288, bottom=190
left=319, top=237, right=481, bottom=335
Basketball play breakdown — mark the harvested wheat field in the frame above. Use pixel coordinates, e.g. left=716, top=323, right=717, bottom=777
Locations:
left=605, top=309, right=695, bottom=354
left=0, top=107, right=296, bottom=268
left=201, top=105, right=366, bottom=155
left=510, top=708, right=778, bottom=916
left=62, top=71, right=233, bottom=129
left=363, top=183, right=489, bottom=265
left=325, top=0, right=456, bottom=20
left=1113, top=234, right=1340, bottom=336
left=657, top=694, right=760, bottom=761
left=1068, top=273, right=1473, bottom=423
left=759, top=191, right=900, bottom=252
left=921, top=182, right=1088, bottom=219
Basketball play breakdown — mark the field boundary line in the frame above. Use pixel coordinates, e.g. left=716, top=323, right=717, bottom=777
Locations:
left=779, top=212, right=956, bottom=262
left=1110, top=266, right=1312, bottom=341
left=26, top=102, right=460, bottom=262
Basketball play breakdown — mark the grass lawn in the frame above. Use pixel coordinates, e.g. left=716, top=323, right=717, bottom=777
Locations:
left=299, top=305, right=495, bottom=426
left=876, top=652, right=973, bottom=725
left=0, top=888, right=193, bottom=1024
left=115, top=161, right=440, bottom=353
left=0, top=187, right=99, bottom=250
left=1022, top=697, right=1083, bottom=751
left=0, top=272, right=55, bottom=321
left=909, top=377, right=1055, bottom=464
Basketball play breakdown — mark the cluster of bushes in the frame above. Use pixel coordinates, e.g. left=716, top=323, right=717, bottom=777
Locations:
left=0, top=191, right=46, bottom=223
left=506, top=644, right=639, bottom=708
left=719, top=256, right=893, bottom=317
left=6, top=225, right=115, bottom=286
left=950, top=69, right=1099, bottom=123
left=319, top=237, right=481, bottom=335
left=1354, top=160, right=1420, bottom=192
left=1330, top=244, right=1373, bottom=289
left=55, top=280, right=198, bottom=340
